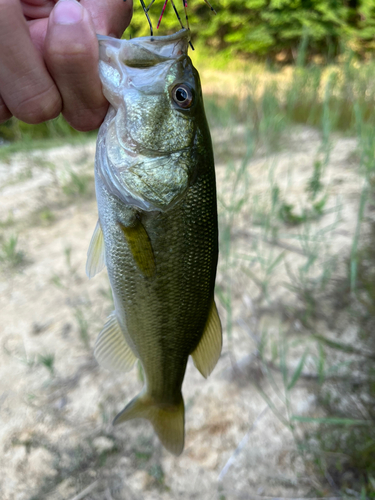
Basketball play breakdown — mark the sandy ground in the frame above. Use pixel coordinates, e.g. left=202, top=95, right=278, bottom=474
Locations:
left=0, top=123, right=365, bottom=499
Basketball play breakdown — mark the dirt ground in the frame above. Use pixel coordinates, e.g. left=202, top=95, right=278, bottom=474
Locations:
left=0, top=121, right=365, bottom=499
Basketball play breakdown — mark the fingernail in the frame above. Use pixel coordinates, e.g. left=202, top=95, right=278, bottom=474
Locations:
left=53, top=0, right=83, bottom=25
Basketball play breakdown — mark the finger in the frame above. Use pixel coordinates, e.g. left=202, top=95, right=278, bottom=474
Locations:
left=81, top=0, right=133, bottom=38
left=0, top=94, right=12, bottom=123
left=44, top=0, right=108, bottom=131
left=22, top=0, right=58, bottom=19
left=0, top=0, right=61, bottom=124
left=28, top=18, right=49, bottom=54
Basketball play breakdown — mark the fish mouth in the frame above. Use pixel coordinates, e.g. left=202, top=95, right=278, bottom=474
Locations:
left=97, top=29, right=190, bottom=46
left=129, top=29, right=190, bottom=45
left=97, top=29, right=190, bottom=67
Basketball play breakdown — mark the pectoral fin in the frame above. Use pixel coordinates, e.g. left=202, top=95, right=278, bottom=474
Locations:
left=119, top=221, right=156, bottom=278
left=86, top=220, right=106, bottom=279
left=191, top=301, right=222, bottom=378
left=94, top=312, right=137, bottom=372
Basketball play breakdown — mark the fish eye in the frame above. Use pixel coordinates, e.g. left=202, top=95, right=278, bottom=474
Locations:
left=172, top=84, right=194, bottom=109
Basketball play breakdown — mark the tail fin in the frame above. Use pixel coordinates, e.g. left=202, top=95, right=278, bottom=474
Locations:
left=113, top=391, right=185, bottom=456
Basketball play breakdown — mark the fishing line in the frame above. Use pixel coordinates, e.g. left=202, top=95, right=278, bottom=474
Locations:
left=202, top=0, right=216, bottom=14
left=146, top=0, right=157, bottom=11
left=181, top=0, right=190, bottom=30
left=157, top=0, right=169, bottom=29
left=170, top=0, right=184, bottom=30
left=140, top=0, right=154, bottom=35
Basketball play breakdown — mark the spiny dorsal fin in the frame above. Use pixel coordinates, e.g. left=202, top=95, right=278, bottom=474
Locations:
left=86, top=220, right=106, bottom=279
left=191, top=301, right=222, bottom=378
left=113, top=390, right=185, bottom=456
left=94, top=312, right=137, bottom=372
left=119, top=220, right=156, bottom=278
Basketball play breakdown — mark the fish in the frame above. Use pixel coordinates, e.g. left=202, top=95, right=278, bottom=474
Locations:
left=86, top=29, right=222, bottom=456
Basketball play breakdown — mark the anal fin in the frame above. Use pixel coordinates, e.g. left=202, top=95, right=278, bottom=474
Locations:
left=191, top=301, right=222, bottom=378
left=94, top=312, right=137, bottom=372
left=86, top=220, right=106, bottom=279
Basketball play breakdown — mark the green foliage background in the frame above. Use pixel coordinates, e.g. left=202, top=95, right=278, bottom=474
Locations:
left=129, top=0, right=375, bottom=60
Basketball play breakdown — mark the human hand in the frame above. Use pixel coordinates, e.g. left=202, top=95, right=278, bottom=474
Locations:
left=0, top=0, right=133, bottom=131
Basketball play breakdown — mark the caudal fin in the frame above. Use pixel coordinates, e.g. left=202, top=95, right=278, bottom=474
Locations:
left=113, top=392, right=185, bottom=456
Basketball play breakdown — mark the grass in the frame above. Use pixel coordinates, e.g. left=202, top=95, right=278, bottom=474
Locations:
left=36, top=207, right=55, bottom=226
left=0, top=115, right=94, bottom=153
left=62, top=171, right=94, bottom=199
left=0, top=234, right=25, bottom=268
left=74, top=308, right=90, bottom=350
left=0, top=133, right=93, bottom=163
left=208, top=50, right=375, bottom=497
left=38, top=353, right=55, bottom=377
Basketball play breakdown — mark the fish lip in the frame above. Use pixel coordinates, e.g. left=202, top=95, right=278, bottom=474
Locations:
left=132, top=29, right=190, bottom=44
left=97, top=29, right=190, bottom=45
left=97, top=29, right=190, bottom=63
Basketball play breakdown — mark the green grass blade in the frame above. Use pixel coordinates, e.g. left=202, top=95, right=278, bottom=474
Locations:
left=291, top=416, right=373, bottom=426
left=287, top=349, right=309, bottom=391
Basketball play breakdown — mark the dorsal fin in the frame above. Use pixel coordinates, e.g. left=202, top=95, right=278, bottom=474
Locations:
left=191, top=301, right=222, bottom=378
left=94, top=312, right=137, bottom=372
left=86, top=220, right=106, bottom=279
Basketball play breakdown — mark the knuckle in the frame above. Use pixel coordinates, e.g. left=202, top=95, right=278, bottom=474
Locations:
left=47, top=40, right=91, bottom=65
left=65, top=106, right=107, bottom=132
left=12, top=88, right=61, bottom=124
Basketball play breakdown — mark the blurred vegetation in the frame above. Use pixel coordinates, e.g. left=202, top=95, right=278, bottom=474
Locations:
left=128, top=0, right=375, bottom=61
left=0, top=114, right=95, bottom=150
left=204, top=53, right=375, bottom=138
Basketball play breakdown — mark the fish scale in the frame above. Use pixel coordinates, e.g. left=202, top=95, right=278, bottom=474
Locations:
left=87, top=30, right=222, bottom=455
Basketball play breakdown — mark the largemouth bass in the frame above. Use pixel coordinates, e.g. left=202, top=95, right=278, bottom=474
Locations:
left=87, top=29, right=222, bottom=456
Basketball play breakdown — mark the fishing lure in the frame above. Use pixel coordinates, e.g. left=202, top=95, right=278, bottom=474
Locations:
left=139, top=0, right=216, bottom=36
